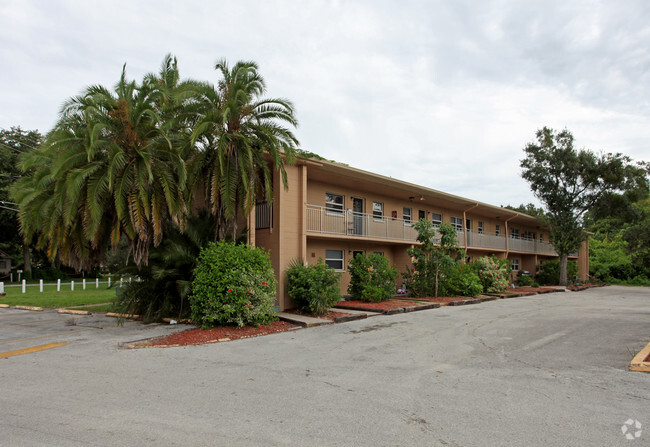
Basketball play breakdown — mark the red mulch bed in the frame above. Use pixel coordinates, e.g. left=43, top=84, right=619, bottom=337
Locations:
left=284, top=309, right=351, bottom=320
left=336, top=299, right=423, bottom=310
left=645, top=353, right=650, bottom=363
left=132, top=320, right=297, bottom=348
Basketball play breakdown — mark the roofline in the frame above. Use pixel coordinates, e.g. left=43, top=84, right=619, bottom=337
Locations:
left=308, top=157, right=541, bottom=224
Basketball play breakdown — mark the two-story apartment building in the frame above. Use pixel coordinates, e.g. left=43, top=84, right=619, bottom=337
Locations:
left=246, top=158, right=588, bottom=311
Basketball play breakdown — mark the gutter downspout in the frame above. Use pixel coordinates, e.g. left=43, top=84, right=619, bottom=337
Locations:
left=463, top=203, right=479, bottom=253
left=504, top=213, right=519, bottom=256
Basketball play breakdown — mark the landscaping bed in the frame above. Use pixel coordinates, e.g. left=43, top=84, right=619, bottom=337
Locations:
left=513, top=286, right=559, bottom=294
left=125, top=320, right=298, bottom=348
left=335, top=299, right=436, bottom=314
left=284, top=309, right=351, bottom=321
left=398, top=296, right=479, bottom=306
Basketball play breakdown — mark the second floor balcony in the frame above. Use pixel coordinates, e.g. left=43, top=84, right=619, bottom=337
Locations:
left=305, top=204, right=568, bottom=256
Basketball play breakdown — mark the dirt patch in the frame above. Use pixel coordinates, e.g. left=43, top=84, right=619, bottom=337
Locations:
left=126, top=320, right=298, bottom=348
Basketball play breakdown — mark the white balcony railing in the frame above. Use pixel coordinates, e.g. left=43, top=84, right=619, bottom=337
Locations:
left=305, top=204, right=562, bottom=255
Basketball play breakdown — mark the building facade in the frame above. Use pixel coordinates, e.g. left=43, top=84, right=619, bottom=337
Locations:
left=248, top=158, right=588, bottom=311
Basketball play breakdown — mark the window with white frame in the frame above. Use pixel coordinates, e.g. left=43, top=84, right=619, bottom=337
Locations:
left=325, top=193, right=344, bottom=214
left=432, top=213, right=442, bottom=228
left=495, top=224, right=500, bottom=236
left=510, top=228, right=519, bottom=239
left=325, top=249, right=344, bottom=270
left=373, top=201, right=384, bottom=220
left=478, top=221, right=484, bottom=234
left=450, top=216, right=463, bottom=232
left=511, top=258, right=520, bottom=271
left=403, top=207, right=412, bottom=224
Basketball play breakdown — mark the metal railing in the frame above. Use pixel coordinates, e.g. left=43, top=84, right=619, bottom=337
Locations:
left=305, top=204, right=564, bottom=255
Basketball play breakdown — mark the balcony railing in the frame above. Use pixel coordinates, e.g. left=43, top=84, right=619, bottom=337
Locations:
left=305, top=204, right=565, bottom=256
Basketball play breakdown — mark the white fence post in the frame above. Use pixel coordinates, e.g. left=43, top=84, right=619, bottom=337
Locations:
left=40, top=279, right=43, bottom=292
left=108, top=277, right=111, bottom=288
left=57, top=279, right=61, bottom=292
left=83, top=279, right=86, bottom=290
left=120, top=278, right=123, bottom=288
left=0, top=282, right=4, bottom=294
left=22, top=280, right=26, bottom=294
left=96, top=278, right=99, bottom=288
left=71, top=281, right=74, bottom=291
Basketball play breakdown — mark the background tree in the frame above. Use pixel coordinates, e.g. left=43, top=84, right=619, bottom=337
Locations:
left=503, top=203, right=545, bottom=218
left=0, top=127, right=42, bottom=278
left=520, top=127, right=648, bottom=286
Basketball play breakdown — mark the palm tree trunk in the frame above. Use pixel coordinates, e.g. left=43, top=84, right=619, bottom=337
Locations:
left=23, top=243, right=32, bottom=278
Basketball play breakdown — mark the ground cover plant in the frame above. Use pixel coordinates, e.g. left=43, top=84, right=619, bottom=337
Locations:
left=347, top=252, right=398, bottom=302
left=190, top=242, right=277, bottom=328
left=285, top=259, right=341, bottom=315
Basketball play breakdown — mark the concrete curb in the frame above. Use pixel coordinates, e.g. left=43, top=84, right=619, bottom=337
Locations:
left=0, top=304, right=9, bottom=308
left=630, top=342, right=650, bottom=373
left=15, top=305, right=44, bottom=311
left=447, top=299, right=481, bottom=306
left=106, top=312, right=140, bottom=319
left=58, top=309, right=91, bottom=315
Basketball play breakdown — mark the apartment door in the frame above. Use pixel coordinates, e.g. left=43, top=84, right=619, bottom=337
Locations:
left=352, top=197, right=364, bottom=235
left=465, top=219, right=471, bottom=246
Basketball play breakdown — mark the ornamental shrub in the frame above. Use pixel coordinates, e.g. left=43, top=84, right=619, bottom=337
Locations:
left=348, top=253, right=399, bottom=302
left=189, top=242, right=277, bottom=328
left=516, top=274, right=533, bottom=287
left=442, top=264, right=483, bottom=297
left=535, top=260, right=578, bottom=285
left=471, top=256, right=510, bottom=293
left=285, top=259, right=341, bottom=315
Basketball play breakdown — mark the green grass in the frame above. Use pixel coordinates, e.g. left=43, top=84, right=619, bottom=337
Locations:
left=0, top=284, right=117, bottom=308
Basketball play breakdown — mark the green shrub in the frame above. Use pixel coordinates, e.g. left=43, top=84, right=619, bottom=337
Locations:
left=189, top=242, right=277, bottom=328
left=286, top=260, right=341, bottom=315
left=531, top=281, right=540, bottom=288
left=442, top=264, right=483, bottom=297
left=348, top=253, right=399, bottom=302
left=535, top=260, right=578, bottom=285
left=516, top=275, right=533, bottom=287
left=470, top=256, right=510, bottom=293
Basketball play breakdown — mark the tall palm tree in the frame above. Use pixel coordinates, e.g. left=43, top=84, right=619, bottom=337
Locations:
left=12, top=57, right=189, bottom=270
left=188, top=60, right=299, bottom=240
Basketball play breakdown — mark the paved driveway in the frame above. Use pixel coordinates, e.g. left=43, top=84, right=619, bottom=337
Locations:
left=1, top=286, right=648, bottom=446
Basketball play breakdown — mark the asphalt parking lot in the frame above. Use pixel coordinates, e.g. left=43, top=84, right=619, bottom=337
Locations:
left=1, top=286, right=648, bottom=446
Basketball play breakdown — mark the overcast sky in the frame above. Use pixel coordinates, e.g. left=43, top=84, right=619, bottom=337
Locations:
left=1, top=0, right=649, bottom=208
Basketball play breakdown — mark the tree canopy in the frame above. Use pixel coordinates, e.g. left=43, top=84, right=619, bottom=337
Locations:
left=520, top=127, right=648, bottom=285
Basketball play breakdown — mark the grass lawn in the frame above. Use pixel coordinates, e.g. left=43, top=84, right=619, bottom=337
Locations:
left=0, top=284, right=117, bottom=308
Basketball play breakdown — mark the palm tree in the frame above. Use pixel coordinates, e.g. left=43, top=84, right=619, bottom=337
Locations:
left=12, top=56, right=189, bottom=270
left=188, top=60, right=299, bottom=240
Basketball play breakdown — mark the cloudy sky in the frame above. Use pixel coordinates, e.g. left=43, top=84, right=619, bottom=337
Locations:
left=1, top=0, right=649, bottom=207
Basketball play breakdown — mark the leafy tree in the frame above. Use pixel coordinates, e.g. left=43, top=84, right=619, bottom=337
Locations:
left=188, top=60, right=298, bottom=240
left=0, top=127, right=42, bottom=276
left=520, top=127, right=648, bottom=286
left=403, top=220, right=463, bottom=297
left=503, top=203, right=545, bottom=218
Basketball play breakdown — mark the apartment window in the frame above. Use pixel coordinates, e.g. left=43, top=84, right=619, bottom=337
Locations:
left=325, top=193, right=344, bottom=214
left=450, top=216, right=463, bottom=232
left=403, top=207, right=412, bottom=224
left=478, top=221, right=484, bottom=234
left=511, top=258, right=520, bottom=271
left=540, top=234, right=544, bottom=243
left=373, top=252, right=384, bottom=256
left=510, top=228, right=519, bottom=239
left=0, top=261, right=5, bottom=269
left=325, top=249, right=344, bottom=270
left=432, top=213, right=442, bottom=228
left=524, top=231, right=534, bottom=241
left=418, top=209, right=426, bottom=221
left=373, top=201, right=384, bottom=220
left=352, top=250, right=364, bottom=260
left=255, top=202, right=272, bottom=229
left=495, top=225, right=500, bottom=236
